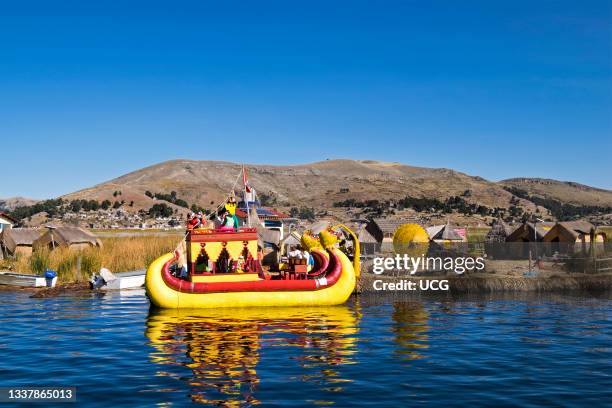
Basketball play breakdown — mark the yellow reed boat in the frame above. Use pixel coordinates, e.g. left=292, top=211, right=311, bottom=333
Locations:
left=146, top=226, right=359, bottom=309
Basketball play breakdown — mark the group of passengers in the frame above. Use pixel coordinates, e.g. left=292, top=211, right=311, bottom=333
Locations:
left=287, top=245, right=315, bottom=271
left=186, top=197, right=241, bottom=231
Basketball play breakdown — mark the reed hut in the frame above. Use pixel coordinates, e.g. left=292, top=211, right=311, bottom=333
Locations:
left=505, top=221, right=554, bottom=259
left=542, top=221, right=605, bottom=256
left=506, top=222, right=554, bottom=243
left=426, top=223, right=466, bottom=243
left=357, top=225, right=379, bottom=256
left=33, top=226, right=102, bottom=251
left=543, top=221, right=601, bottom=244
left=0, top=228, right=41, bottom=256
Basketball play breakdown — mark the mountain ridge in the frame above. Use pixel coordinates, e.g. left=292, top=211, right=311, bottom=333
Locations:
left=498, top=177, right=612, bottom=207
left=0, top=196, right=40, bottom=212
left=6, top=159, right=611, bottom=225
left=58, top=159, right=550, bottom=215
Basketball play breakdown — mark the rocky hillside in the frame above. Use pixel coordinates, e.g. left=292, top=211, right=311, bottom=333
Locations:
left=499, top=178, right=612, bottom=207
left=0, top=196, right=39, bottom=212
left=9, top=160, right=612, bottom=226
left=62, top=159, right=539, bottom=214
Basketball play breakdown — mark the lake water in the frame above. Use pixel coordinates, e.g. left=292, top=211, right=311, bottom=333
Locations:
left=0, top=290, right=610, bottom=407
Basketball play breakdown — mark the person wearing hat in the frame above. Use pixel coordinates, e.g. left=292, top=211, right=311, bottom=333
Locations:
left=225, top=197, right=240, bottom=227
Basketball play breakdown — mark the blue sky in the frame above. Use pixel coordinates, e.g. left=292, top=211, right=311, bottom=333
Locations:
left=1, top=0, right=611, bottom=198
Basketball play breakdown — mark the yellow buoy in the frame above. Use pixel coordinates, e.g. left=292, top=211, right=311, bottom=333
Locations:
left=393, top=223, right=430, bottom=256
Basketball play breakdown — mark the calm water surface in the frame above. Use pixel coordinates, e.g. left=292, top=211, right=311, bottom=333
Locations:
left=0, top=290, right=610, bottom=407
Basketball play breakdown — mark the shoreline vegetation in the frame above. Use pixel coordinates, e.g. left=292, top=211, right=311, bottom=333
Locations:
left=0, top=235, right=181, bottom=283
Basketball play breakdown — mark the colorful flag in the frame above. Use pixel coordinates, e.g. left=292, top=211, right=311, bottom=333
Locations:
left=243, top=165, right=252, bottom=193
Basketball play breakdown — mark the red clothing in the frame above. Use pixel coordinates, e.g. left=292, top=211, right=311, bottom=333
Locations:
left=187, top=217, right=201, bottom=229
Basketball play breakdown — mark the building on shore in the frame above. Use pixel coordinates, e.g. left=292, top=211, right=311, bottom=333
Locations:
left=33, top=226, right=102, bottom=251
left=0, top=228, right=41, bottom=256
left=0, top=212, right=17, bottom=233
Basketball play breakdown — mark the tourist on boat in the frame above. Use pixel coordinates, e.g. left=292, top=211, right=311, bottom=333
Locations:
left=215, top=208, right=237, bottom=231
left=303, top=249, right=314, bottom=272
left=187, top=212, right=201, bottom=230
left=288, top=246, right=303, bottom=260
left=213, top=208, right=224, bottom=228
left=175, top=240, right=188, bottom=278
left=223, top=196, right=241, bottom=229
left=215, top=198, right=241, bottom=231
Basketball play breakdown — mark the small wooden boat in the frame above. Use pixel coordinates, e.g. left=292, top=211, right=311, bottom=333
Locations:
left=91, top=269, right=145, bottom=290
left=0, top=271, right=57, bottom=288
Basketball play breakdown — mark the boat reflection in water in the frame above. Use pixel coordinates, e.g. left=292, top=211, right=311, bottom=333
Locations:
left=145, top=306, right=359, bottom=406
left=391, top=301, right=430, bottom=361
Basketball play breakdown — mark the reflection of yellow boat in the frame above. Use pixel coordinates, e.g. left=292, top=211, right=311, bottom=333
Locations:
left=392, top=302, right=429, bottom=360
left=146, top=306, right=359, bottom=406
left=146, top=228, right=357, bottom=309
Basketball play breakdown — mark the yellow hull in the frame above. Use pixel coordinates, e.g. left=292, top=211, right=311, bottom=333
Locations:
left=145, top=248, right=356, bottom=309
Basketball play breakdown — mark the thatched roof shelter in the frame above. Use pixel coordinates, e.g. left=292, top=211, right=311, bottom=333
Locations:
left=426, top=223, right=465, bottom=242
left=356, top=225, right=380, bottom=255
left=506, top=222, right=554, bottom=242
left=0, top=228, right=42, bottom=255
left=543, top=221, right=600, bottom=243
left=357, top=225, right=377, bottom=243
left=557, top=221, right=594, bottom=235
left=33, top=226, right=102, bottom=251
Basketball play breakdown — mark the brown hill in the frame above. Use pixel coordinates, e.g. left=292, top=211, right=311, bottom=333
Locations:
left=63, top=159, right=538, bottom=214
left=499, top=178, right=612, bottom=207
left=0, top=196, right=39, bottom=212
